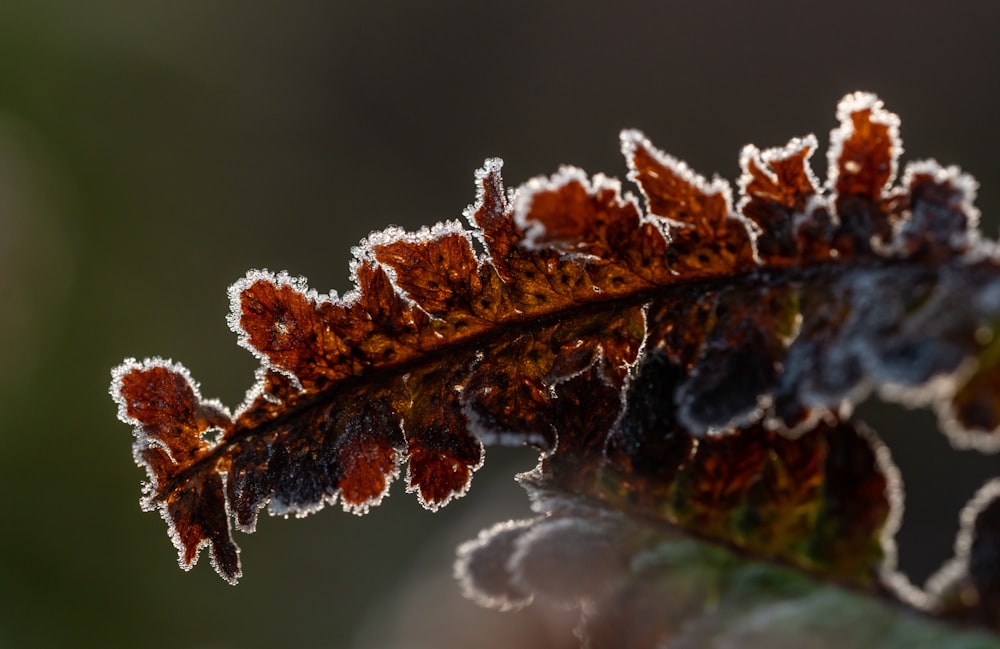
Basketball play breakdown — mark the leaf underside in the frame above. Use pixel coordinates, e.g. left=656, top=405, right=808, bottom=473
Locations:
left=112, top=92, right=1000, bottom=639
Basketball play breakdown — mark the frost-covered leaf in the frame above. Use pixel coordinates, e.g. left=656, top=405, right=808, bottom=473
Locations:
left=112, top=92, right=1000, bottom=643
left=458, top=494, right=1000, bottom=649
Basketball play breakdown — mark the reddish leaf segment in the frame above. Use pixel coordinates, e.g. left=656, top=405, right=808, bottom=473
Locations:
left=112, top=91, right=999, bottom=633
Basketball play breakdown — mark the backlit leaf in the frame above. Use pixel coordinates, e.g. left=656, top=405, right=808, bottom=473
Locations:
left=112, top=92, right=1000, bottom=642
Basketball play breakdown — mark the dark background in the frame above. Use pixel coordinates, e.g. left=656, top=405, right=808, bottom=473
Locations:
left=0, top=1, right=998, bottom=647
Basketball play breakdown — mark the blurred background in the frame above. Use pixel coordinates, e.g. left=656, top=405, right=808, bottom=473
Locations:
left=0, top=1, right=998, bottom=647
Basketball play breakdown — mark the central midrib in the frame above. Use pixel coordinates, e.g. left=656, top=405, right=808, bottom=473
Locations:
left=157, top=255, right=914, bottom=502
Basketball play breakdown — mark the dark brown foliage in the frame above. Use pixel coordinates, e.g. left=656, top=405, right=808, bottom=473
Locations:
left=112, top=92, right=999, bottom=634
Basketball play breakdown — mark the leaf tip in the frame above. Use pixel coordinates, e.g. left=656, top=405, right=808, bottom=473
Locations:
left=828, top=90, right=902, bottom=200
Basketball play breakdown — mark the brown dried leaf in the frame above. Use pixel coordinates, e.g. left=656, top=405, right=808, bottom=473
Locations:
left=111, top=91, right=1000, bottom=642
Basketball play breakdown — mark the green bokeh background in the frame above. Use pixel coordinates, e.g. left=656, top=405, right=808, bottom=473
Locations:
left=0, top=2, right=998, bottom=647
